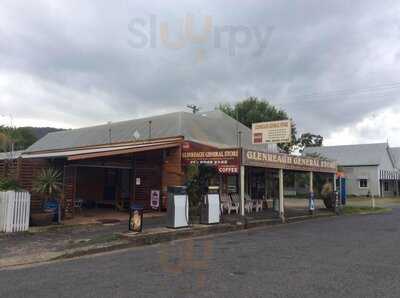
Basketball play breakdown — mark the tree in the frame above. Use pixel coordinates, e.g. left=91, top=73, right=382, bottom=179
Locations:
left=218, top=97, right=324, bottom=153
left=0, top=126, right=38, bottom=152
left=297, top=133, right=323, bottom=153
left=218, top=97, right=297, bottom=153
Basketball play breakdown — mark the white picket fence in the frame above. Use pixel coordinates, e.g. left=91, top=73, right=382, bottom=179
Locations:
left=0, top=191, right=31, bottom=233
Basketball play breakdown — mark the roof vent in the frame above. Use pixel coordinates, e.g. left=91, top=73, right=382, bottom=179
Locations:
left=133, top=130, right=140, bottom=140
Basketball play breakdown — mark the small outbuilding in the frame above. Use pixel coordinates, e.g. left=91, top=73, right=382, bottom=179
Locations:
left=304, top=143, right=400, bottom=197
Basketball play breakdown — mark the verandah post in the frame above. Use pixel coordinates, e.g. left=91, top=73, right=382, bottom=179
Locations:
left=309, top=171, right=315, bottom=215
left=279, top=168, right=285, bottom=222
left=240, top=165, right=245, bottom=216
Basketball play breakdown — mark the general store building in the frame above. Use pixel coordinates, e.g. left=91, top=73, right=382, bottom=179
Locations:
left=0, top=111, right=337, bottom=219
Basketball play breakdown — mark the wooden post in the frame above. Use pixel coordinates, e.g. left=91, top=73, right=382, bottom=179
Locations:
left=265, top=169, right=268, bottom=200
left=279, top=168, right=285, bottom=222
left=333, top=173, right=337, bottom=192
left=309, top=171, right=315, bottom=215
left=240, top=165, right=245, bottom=216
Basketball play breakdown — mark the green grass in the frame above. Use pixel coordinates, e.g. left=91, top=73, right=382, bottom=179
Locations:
left=342, top=206, right=391, bottom=215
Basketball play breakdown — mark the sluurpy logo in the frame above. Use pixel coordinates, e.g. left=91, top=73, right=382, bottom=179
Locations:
left=128, top=14, right=274, bottom=62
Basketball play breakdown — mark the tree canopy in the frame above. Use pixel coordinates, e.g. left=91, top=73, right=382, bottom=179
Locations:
left=218, top=97, right=323, bottom=153
left=297, top=133, right=323, bottom=153
left=0, top=126, right=37, bottom=152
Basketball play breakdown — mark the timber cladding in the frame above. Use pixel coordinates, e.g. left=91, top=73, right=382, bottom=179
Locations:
left=162, top=146, right=184, bottom=208
left=133, top=150, right=163, bottom=209
left=242, top=149, right=337, bottom=173
left=18, top=158, right=50, bottom=212
left=63, top=166, right=76, bottom=218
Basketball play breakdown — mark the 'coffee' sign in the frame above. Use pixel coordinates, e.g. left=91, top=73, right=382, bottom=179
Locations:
left=243, top=149, right=336, bottom=173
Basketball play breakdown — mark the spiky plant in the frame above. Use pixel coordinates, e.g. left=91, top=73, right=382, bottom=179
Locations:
left=33, top=168, right=62, bottom=205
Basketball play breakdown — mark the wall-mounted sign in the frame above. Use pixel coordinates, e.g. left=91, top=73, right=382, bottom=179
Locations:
left=252, top=120, right=292, bottom=144
left=150, top=190, right=160, bottom=209
left=217, top=165, right=239, bottom=174
left=136, top=177, right=141, bottom=185
left=182, top=145, right=240, bottom=174
left=242, top=149, right=337, bottom=173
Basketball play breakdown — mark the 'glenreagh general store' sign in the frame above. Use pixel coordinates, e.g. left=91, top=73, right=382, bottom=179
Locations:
left=243, top=149, right=337, bottom=173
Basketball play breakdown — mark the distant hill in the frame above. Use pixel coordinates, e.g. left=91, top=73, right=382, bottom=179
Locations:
left=22, top=127, right=65, bottom=140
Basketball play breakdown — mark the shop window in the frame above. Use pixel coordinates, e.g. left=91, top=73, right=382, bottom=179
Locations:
left=227, top=176, right=237, bottom=193
left=359, top=179, right=368, bottom=188
left=384, top=181, right=389, bottom=192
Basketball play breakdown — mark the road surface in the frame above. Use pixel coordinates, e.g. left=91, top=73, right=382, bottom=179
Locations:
left=1, top=209, right=400, bottom=297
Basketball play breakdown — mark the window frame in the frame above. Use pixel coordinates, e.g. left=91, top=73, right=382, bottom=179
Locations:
left=384, top=181, right=389, bottom=192
left=359, top=179, right=368, bottom=189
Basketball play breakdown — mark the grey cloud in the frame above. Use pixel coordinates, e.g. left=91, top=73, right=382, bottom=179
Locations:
left=0, top=0, right=400, bottom=140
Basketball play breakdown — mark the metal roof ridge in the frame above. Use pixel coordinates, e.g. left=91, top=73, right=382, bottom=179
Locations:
left=22, top=136, right=184, bottom=156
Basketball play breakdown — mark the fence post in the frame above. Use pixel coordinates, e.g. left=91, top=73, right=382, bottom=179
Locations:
left=0, top=191, right=31, bottom=233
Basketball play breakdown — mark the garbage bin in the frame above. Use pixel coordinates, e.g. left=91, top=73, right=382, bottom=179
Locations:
left=129, top=203, right=144, bottom=232
left=167, top=186, right=189, bottom=229
left=308, top=192, right=315, bottom=215
left=200, top=186, right=220, bottom=224
left=44, top=200, right=59, bottom=222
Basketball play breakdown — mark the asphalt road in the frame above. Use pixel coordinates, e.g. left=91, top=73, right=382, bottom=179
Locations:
left=1, top=209, right=400, bottom=298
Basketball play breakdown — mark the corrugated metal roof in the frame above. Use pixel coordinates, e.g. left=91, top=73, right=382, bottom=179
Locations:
left=390, top=147, right=400, bottom=169
left=25, top=110, right=278, bottom=153
left=23, top=137, right=182, bottom=159
left=303, top=143, right=389, bottom=166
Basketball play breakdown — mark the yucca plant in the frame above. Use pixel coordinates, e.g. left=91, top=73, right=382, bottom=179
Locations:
left=33, top=168, right=62, bottom=207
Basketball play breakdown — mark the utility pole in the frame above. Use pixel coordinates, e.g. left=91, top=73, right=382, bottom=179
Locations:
left=187, top=104, right=200, bottom=114
left=148, top=120, right=152, bottom=139
left=107, top=121, right=112, bottom=144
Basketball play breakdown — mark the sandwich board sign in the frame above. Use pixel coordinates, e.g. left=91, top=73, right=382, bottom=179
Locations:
left=252, top=120, right=292, bottom=144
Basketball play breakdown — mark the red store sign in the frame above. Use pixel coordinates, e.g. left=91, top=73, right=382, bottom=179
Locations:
left=181, top=143, right=240, bottom=175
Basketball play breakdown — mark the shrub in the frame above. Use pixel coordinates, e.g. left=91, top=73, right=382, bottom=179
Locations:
left=0, top=177, right=21, bottom=191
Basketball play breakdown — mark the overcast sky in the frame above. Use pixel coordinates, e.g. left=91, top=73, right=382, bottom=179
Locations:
left=1, top=0, right=400, bottom=146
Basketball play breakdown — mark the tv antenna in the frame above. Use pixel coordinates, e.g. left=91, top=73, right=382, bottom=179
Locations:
left=187, top=104, right=200, bottom=114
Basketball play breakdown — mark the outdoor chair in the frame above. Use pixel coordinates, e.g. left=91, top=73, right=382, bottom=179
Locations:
left=253, top=198, right=263, bottom=212
left=74, top=198, right=83, bottom=214
left=244, top=193, right=253, bottom=213
left=229, top=193, right=241, bottom=214
left=220, top=193, right=238, bottom=214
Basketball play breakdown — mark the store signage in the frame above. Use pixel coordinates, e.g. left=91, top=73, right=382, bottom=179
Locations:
left=217, top=165, right=239, bottom=174
left=252, top=120, right=292, bottom=144
left=150, top=190, right=160, bottom=209
left=243, top=149, right=336, bottom=173
left=182, top=147, right=240, bottom=174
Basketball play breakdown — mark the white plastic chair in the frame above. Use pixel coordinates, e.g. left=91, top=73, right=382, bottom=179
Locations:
left=229, top=193, right=241, bottom=214
left=221, top=193, right=239, bottom=214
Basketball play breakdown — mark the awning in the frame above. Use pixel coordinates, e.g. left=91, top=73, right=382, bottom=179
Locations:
left=380, top=170, right=400, bottom=180
left=22, top=137, right=183, bottom=160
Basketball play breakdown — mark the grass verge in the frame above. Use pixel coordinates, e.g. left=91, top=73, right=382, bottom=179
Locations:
left=343, top=206, right=391, bottom=215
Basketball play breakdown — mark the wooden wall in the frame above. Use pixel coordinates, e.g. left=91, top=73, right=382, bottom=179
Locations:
left=161, top=146, right=184, bottom=209
left=0, top=158, right=51, bottom=212
left=75, top=167, right=104, bottom=203
left=134, top=150, right=163, bottom=209
left=0, top=144, right=185, bottom=217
